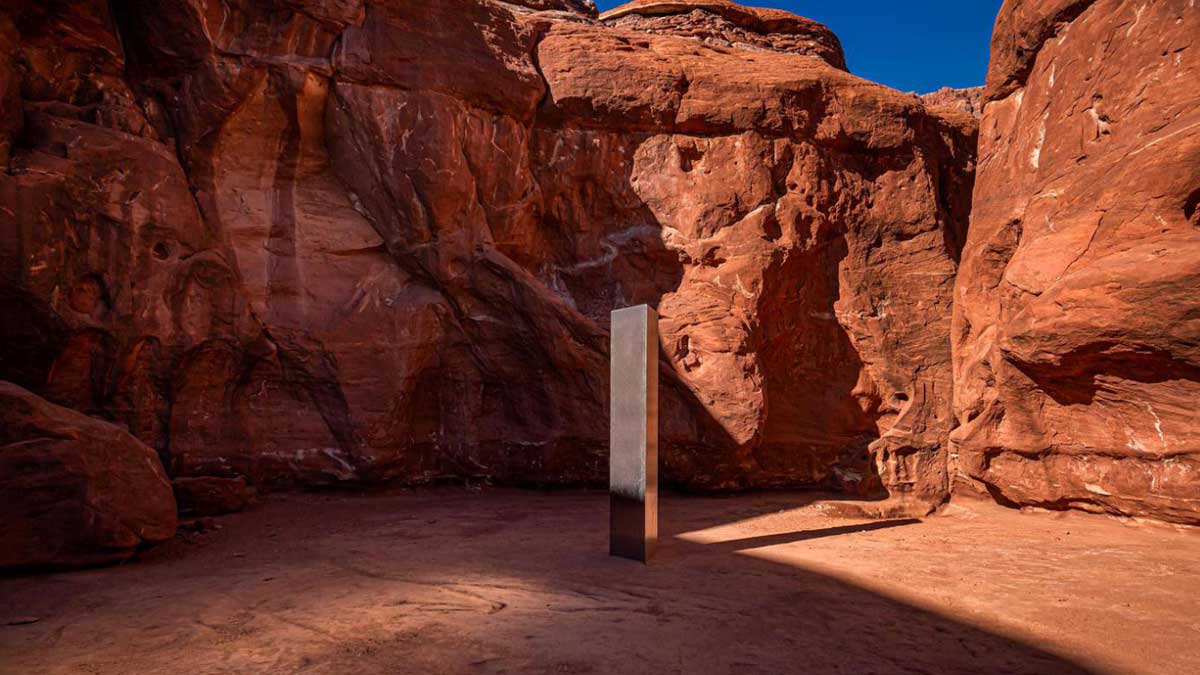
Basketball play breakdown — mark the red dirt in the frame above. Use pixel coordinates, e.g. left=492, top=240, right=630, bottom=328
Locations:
left=1, top=488, right=1197, bottom=674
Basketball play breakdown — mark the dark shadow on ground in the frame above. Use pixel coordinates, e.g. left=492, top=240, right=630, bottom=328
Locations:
left=701, top=518, right=922, bottom=553
left=0, top=489, right=1096, bottom=674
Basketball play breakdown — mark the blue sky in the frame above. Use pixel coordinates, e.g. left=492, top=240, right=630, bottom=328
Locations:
left=593, top=1, right=1004, bottom=93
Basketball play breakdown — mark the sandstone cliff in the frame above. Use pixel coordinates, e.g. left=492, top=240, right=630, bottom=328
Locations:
left=3, top=0, right=1195, bottom=550
left=0, top=0, right=975, bottom=515
left=952, top=0, right=1199, bottom=524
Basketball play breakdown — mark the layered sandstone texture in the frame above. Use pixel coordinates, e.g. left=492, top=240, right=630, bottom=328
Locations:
left=0, top=382, right=177, bottom=570
left=952, top=0, right=1200, bottom=524
left=0, top=0, right=974, bottom=516
left=921, top=87, right=984, bottom=119
left=599, top=0, right=847, bottom=68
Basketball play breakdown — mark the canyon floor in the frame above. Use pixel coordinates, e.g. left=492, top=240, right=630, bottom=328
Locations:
left=1, top=488, right=1197, bottom=675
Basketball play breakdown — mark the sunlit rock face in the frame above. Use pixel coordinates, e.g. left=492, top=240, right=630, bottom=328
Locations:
left=536, top=10, right=976, bottom=505
left=921, top=87, right=984, bottom=119
left=0, top=0, right=973, bottom=513
left=951, top=0, right=1200, bottom=524
left=599, top=0, right=848, bottom=68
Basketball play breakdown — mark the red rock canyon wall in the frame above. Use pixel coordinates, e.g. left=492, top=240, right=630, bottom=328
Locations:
left=951, top=0, right=1199, bottom=524
left=1, top=0, right=1196, bottom=566
left=0, top=0, right=975, bottom=515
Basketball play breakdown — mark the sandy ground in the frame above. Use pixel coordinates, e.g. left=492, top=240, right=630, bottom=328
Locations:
left=1, top=488, right=1197, bottom=674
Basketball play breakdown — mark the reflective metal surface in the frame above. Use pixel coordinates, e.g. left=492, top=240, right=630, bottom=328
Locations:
left=609, top=304, right=658, bottom=563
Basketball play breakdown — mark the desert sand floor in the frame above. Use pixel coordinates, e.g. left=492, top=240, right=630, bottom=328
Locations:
left=1, top=488, right=1197, bottom=674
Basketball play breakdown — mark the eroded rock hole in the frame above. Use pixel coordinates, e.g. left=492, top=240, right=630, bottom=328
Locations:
left=678, top=143, right=704, bottom=172
left=1184, top=188, right=1200, bottom=225
left=68, top=274, right=110, bottom=315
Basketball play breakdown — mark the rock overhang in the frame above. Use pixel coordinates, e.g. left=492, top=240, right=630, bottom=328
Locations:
left=599, top=0, right=847, bottom=69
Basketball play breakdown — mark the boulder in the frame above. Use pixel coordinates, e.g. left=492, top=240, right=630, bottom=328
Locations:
left=0, top=381, right=177, bottom=570
left=172, top=476, right=256, bottom=516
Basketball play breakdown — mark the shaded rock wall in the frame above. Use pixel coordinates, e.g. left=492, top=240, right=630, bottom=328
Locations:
left=951, top=0, right=1200, bottom=524
left=0, top=0, right=975, bottom=514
